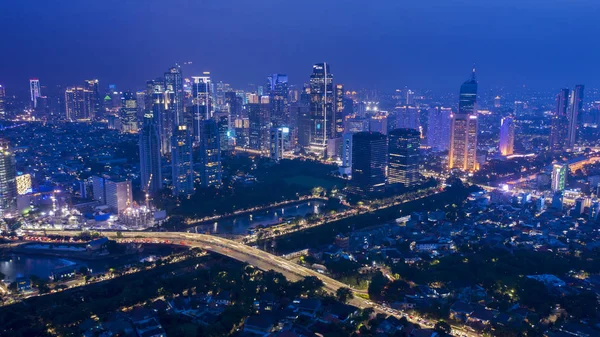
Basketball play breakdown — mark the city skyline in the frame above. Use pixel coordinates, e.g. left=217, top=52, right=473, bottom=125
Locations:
left=2, top=1, right=600, bottom=93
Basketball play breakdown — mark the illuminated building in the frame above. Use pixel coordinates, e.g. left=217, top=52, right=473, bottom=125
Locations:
left=270, top=126, right=289, bottom=162
left=120, top=91, right=138, bottom=132
left=248, top=96, right=270, bottom=153
left=65, top=87, right=93, bottom=120
left=494, top=96, right=501, bottom=108
left=309, top=63, right=335, bottom=158
left=199, top=119, right=222, bottom=188
left=395, top=105, right=419, bottom=130
left=0, top=84, right=6, bottom=117
left=267, top=74, right=289, bottom=127
left=30, top=78, right=41, bottom=108
left=551, top=164, right=567, bottom=192
left=105, top=179, right=132, bottom=214
left=0, top=140, right=17, bottom=216
left=192, top=73, right=211, bottom=143
left=339, top=133, right=353, bottom=177
left=369, top=114, right=388, bottom=135
left=427, top=107, right=451, bottom=151
left=567, top=85, right=584, bottom=148
left=549, top=88, right=569, bottom=151
left=139, top=104, right=162, bottom=194
left=388, top=128, right=420, bottom=188
left=171, top=125, right=194, bottom=197
left=84, top=79, right=101, bottom=119
left=335, top=84, right=345, bottom=136
left=351, top=132, right=387, bottom=195
left=499, top=116, right=515, bottom=156
left=449, top=68, right=479, bottom=171
left=15, top=174, right=32, bottom=195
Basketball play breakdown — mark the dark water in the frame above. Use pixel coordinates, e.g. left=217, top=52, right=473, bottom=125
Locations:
left=194, top=200, right=330, bottom=235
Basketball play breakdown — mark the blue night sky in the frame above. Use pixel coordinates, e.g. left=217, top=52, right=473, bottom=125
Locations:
left=2, top=0, right=599, bottom=93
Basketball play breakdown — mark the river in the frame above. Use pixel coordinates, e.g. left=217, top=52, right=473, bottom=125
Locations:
left=193, top=200, right=330, bottom=235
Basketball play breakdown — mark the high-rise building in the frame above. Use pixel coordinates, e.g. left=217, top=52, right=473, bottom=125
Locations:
left=449, top=69, right=479, bottom=171
left=120, top=91, right=138, bottom=133
left=551, top=164, right=567, bottom=192
left=309, top=63, right=335, bottom=157
left=295, top=86, right=312, bottom=148
left=494, top=96, right=501, bottom=108
left=388, top=128, right=420, bottom=188
left=335, top=84, right=345, bottom=137
left=0, top=84, right=6, bottom=117
left=29, top=79, right=41, bottom=109
left=427, top=107, right=451, bottom=151
left=65, top=87, right=93, bottom=120
left=139, top=106, right=162, bottom=194
left=248, top=96, right=271, bottom=152
left=267, top=74, right=289, bottom=127
left=270, top=126, right=289, bottom=162
left=499, top=116, right=515, bottom=156
left=217, top=114, right=231, bottom=152
left=351, top=132, right=387, bottom=195
left=192, top=74, right=212, bottom=143
left=549, top=88, right=570, bottom=151
left=199, top=119, right=222, bottom=188
left=165, top=65, right=185, bottom=126
left=84, top=79, right=101, bottom=119
left=567, top=85, right=584, bottom=148
left=147, top=80, right=171, bottom=155
left=0, top=140, right=17, bottom=217
left=171, top=125, right=194, bottom=197
left=92, top=176, right=107, bottom=204
left=339, top=133, right=353, bottom=176
left=395, top=105, right=420, bottom=130
left=105, top=179, right=133, bottom=214
left=369, top=114, right=388, bottom=135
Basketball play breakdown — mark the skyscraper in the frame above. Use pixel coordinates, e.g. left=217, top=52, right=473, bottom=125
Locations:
left=449, top=69, right=479, bottom=171
left=351, top=132, right=387, bottom=195
left=171, top=125, right=194, bottom=197
left=567, top=85, right=584, bottom=148
left=0, top=85, right=5, bottom=117
left=552, top=164, right=567, bottom=192
left=65, top=87, right=93, bottom=120
left=29, top=79, right=41, bottom=109
left=309, top=63, right=335, bottom=157
left=139, top=105, right=162, bottom=194
left=395, top=105, right=420, bottom=130
left=84, top=79, right=101, bottom=119
left=270, top=126, right=289, bottom=162
left=335, top=84, right=345, bottom=137
left=199, top=119, right=222, bottom=188
left=549, top=88, right=570, bottom=151
left=165, top=65, right=185, bottom=126
left=267, top=74, right=289, bottom=127
left=339, top=132, right=353, bottom=176
left=0, top=140, right=17, bottom=217
left=426, top=107, right=451, bottom=151
left=499, top=116, right=515, bottom=156
left=120, top=91, right=138, bottom=132
left=192, top=74, right=212, bottom=143
left=388, top=128, right=420, bottom=188
left=105, top=179, right=133, bottom=214
left=248, top=96, right=271, bottom=152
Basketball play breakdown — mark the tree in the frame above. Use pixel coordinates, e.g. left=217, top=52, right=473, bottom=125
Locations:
left=336, top=287, right=354, bottom=303
left=434, top=321, right=451, bottom=336
left=368, top=271, right=389, bottom=300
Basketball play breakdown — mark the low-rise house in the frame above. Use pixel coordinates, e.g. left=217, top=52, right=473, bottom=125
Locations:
left=243, top=315, right=276, bottom=336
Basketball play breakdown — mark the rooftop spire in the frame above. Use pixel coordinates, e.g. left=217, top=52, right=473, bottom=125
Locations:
left=470, top=64, right=477, bottom=81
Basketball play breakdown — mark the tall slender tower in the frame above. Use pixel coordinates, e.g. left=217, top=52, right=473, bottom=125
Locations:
left=449, top=68, right=479, bottom=171
left=335, top=84, right=345, bottom=137
left=549, top=88, right=570, bottom=151
left=0, top=139, right=17, bottom=217
left=84, top=79, right=101, bottom=119
left=139, top=104, right=162, bottom=194
left=199, top=119, right=222, bottom=188
left=309, top=63, right=334, bottom=158
left=29, top=79, right=41, bottom=109
left=0, top=85, right=5, bottom=117
left=267, top=74, right=289, bottom=127
left=388, top=128, right=420, bottom=188
left=191, top=74, right=211, bottom=143
left=499, top=116, right=515, bottom=156
left=567, top=85, right=584, bottom=149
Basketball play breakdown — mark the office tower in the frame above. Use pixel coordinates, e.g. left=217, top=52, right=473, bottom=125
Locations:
left=270, top=126, right=289, bottom=162
left=199, top=119, right=222, bottom=188
left=0, top=85, right=5, bottom=117
left=395, top=105, right=420, bottom=130
left=65, top=87, right=93, bottom=120
left=567, top=85, right=584, bottom=148
left=84, top=79, right=101, bottom=119
left=295, top=86, right=312, bottom=148
left=165, top=65, right=185, bottom=126
left=551, top=164, right=567, bottom=192
left=0, top=140, right=17, bottom=217
left=105, top=179, right=133, bottom=213
left=335, top=84, right=345, bottom=136
left=494, top=96, right=501, bottom=108
left=449, top=69, right=479, bottom=171
left=120, top=91, right=138, bottom=132
left=309, top=63, right=335, bottom=157
left=339, top=133, right=353, bottom=176
left=590, top=201, right=600, bottom=221
left=139, top=106, right=162, bottom=194
left=549, top=88, right=570, bottom=151
left=217, top=114, right=230, bottom=152
left=427, top=107, right=451, bottom=151
left=136, top=91, right=146, bottom=122
left=405, top=89, right=415, bottom=106
left=248, top=96, right=271, bottom=152
left=225, top=91, right=242, bottom=119
left=267, top=74, right=289, bottom=127
left=192, top=74, right=211, bottom=142
left=171, top=125, right=194, bottom=197
left=388, top=128, right=420, bottom=188
left=499, top=116, right=515, bottom=156
left=345, top=117, right=369, bottom=133
left=92, top=176, right=106, bottom=204
left=351, top=132, right=387, bottom=195
left=30, top=79, right=41, bottom=108
left=369, top=114, right=388, bottom=135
